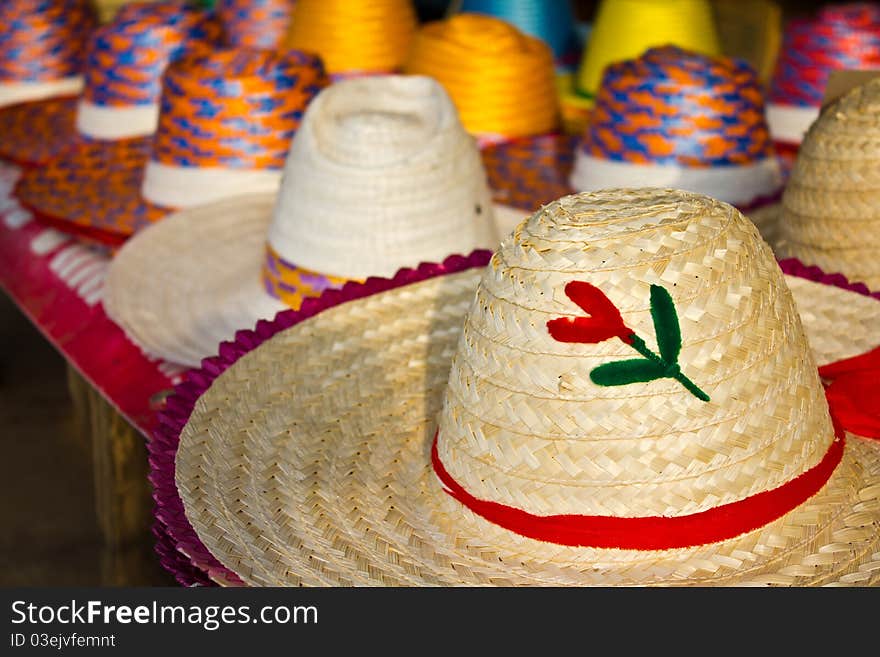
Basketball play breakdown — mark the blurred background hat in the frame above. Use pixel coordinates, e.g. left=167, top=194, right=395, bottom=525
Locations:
left=570, top=46, right=782, bottom=208
left=15, top=47, right=327, bottom=244
left=215, top=0, right=295, bottom=49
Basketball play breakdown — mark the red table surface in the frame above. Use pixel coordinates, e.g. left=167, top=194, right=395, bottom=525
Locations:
left=0, top=161, right=186, bottom=437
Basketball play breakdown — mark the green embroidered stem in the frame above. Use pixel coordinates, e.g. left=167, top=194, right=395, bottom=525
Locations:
left=627, top=335, right=710, bottom=402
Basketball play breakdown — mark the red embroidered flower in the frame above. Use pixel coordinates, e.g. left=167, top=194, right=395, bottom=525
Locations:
left=546, top=281, right=635, bottom=345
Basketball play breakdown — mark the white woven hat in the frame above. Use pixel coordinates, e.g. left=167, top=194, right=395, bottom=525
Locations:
left=172, top=188, right=880, bottom=586
left=104, top=75, right=514, bottom=367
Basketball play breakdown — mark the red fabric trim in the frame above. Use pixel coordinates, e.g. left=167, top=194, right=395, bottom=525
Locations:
left=431, top=430, right=844, bottom=550
left=820, top=346, right=880, bottom=440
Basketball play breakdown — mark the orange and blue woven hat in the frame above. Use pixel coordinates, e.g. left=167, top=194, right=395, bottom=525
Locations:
left=570, top=46, right=783, bottom=209
left=0, top=0, right=95, bottom=109
left=15, top=47, right=328, bottom=246
left=216, top=0, right=295, bottom=49
left=0, top=1, right=217, bottom=166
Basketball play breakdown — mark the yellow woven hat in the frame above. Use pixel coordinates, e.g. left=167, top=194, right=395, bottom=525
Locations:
left=173, top=188, right=880, bottom=586
left=285, top=0, right=417, bottom=77
left=559, top=0, right=720, bottom=135
left=756, top=78, right=880, bottom=288
left=404, top=12, right=560, bottom=142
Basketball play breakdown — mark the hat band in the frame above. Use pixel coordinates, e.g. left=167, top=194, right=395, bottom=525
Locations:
left=766, top=103, right=820, bottom=146
left=0, top=76, right=83, bottom=109
left=75, top=100, right=159, bottom=140
left=431, top=429, right=844, bottom=550
left=261, top=244, right=349, bottom=309
left=141, top=160, right=283, bottom=209
left=570, top=153, right=782, bottom=208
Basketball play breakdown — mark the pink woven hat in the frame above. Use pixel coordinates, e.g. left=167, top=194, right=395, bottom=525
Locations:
left=14, top=47, right=327, bottom=246
left=0, top=1, right=218, bottom=167
left=768, top=3, right=880, bottom=147
left=570, top=46, right=783, bottom=210
left=0, top=0, right=95, bottom=110
left=159, top=187, right=880, bottom=586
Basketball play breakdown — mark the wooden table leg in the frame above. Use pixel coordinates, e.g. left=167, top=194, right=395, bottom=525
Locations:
left=66, top=365, right=153, bottom=549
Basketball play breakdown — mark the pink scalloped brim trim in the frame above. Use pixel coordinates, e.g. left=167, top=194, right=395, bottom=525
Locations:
left=151, top=251, right=880, bottom=586
left=150, top=250, right=494, bottom=586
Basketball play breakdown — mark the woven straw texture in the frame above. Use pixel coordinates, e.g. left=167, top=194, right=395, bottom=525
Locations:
left=176, top=189, right=880, bottom=586
left=776, top=78, right=880, bottom=289
left=105, top=76, right=504, bottom=366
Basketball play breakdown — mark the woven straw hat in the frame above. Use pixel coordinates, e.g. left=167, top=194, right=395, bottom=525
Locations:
left=169, top=188, right=880, bottom=586
left=570, top=46, right=783, bottom=209
left=104, top=75, right=512, bottom=368
left=767, top=3, right=880, bottom=147
left=0, top=1, right=216, bottom=166
left=558, top=0, right=720, bottom=135
left=14, top=46, right=325, bottom=245
left=0, top=0, right=94, bottom=110
left=285, top=0, right=417, bottom=77
left=764, top=77, right=880, bottom=289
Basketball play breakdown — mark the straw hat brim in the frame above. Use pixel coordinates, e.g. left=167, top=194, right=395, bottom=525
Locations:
left=170, top=253, right=880, bottom=586
left=104, top=194, right=527, bottom=368
left=14, top=136, right=166, bottom=246
left=0, top=95, right=78, bottom=166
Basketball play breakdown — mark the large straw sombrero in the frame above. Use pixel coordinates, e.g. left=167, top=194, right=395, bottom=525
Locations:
left=104, top=75, right=515, bottom=368
left=0, top=0, right=94, bottom=111
left=767, top=3, right=880, bottom=148
left=14, top=47, right=327, bottom=245
left=0, top=1, right=216, bottom=166
left=285, top=0, right=417, bottom=78
left=557, top=0, right=721, bottom=135
left=570, top=46, right=783, bottom=210
left=755, top=77, right=880, bottom=287
left=216, top=0, right=295, bottom=49
left=166, top=188, right=880, bottom=586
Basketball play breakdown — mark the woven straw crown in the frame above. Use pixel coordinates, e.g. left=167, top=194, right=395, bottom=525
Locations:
left=436, top=189, right=834, bottom=526
left=777, top=77, right=880, bottom=288
left=266, top=75, right=498, bottom=280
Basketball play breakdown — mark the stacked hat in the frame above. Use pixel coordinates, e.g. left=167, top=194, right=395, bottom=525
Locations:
left=773, top=77, right=880, bottom=289
left=768, top=3, right=880, bottom=147
left=450, top=0, right=578, bottom=62
left=286, top=0, right=417, bottom=78
left=570, top=46, right=782, bottom=209
left=216, top=0, right=295, bottom=49
left=0, top=0, right=95, bottom=109
left=0, top=1, right=217, bottom=166
left=405, top=12, right=560, bottom=142
left=103, top=75, right=507, bottom=367
left=558, top=0, right=720, bottom=135
left=159, top=188, right=880, bottom=586
left=15, top=48, right=327, bottom=245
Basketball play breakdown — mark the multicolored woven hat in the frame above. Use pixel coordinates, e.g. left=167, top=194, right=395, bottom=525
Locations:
left=15, top=47, right=327, bottom=245
left=0, top=0, right=95, bottom=109
left=216, top=0, right=295, bottom=49
left=757, top=77, right=880, bottom=289
left=163, top=187, right=880, bottom=586
left=103, top=75, right=515, bottom=367
left=285, top=0, right=417, bottom=78
left=570, top=46, right=782, bottom=208
left=558, top=0, right=720, bottom=134
left=768, top=3, right=880, bottom=146
left=0, top=1, right=217, bottom=166
left=404, top=13, right=560, bottom=142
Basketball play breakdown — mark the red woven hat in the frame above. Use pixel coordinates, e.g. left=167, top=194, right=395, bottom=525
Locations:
left=15, top=47, right=328, bottom=246
left=0, top=0, right=95, bottom=110
left=0, top=1, right=217, bottom=166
